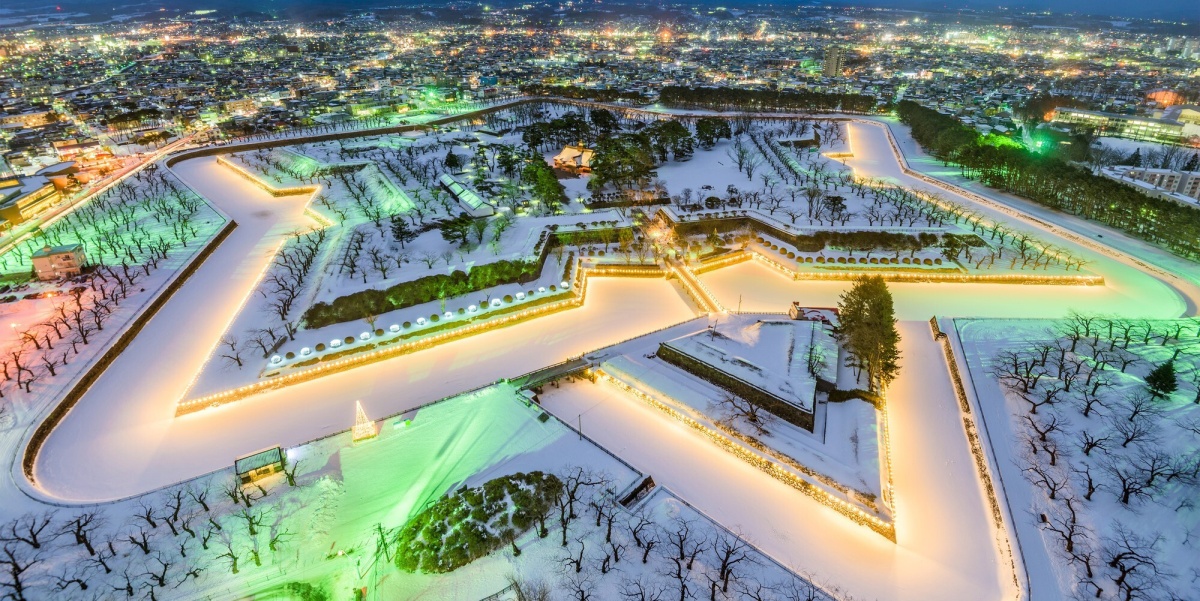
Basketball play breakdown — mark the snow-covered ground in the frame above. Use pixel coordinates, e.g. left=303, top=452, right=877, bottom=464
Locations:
left=542, top=318, right=1012, bottom=601
left=955, top=317, right=1199, bottom=601
left=4, top=101, right=1197, bottom=601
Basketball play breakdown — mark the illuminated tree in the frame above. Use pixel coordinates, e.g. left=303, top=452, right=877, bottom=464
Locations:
left=835, top=276, right=901, bottom=392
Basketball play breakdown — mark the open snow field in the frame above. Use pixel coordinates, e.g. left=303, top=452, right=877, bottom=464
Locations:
left=955, top=318, right=1200, bottom=601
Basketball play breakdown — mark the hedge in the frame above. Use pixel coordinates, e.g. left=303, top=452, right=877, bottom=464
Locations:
left=303, top=259, right=539, bottom=328
left=674, top=215, right=940, bottom=256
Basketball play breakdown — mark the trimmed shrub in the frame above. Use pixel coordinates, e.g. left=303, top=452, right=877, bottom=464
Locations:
left=315, top=343, right=326, bottom=352
left=394, top=472, right=562, bottom=573
left=285, top=351, right=295, bottom=360
left=503, top=294, right=514, bottom=303
left=344, top=336, right=355, bottom=344
left=304, top=259, right=541, bottom=329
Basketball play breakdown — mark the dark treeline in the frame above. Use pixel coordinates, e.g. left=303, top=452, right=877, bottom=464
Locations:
left=897, top=100, right=1200, bottom=260
left=303, top=259, right=540, bottom=329
left=520, top=84, right=646, bottom=103
left=518, top=84, right=880, bottom=114
left=659, top=86, right=880, bottom=114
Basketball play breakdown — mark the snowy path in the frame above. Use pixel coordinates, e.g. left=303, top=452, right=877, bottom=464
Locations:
left=34, top=225, right=696, bottom=500
left=542, top=320, right=1006, bottom=601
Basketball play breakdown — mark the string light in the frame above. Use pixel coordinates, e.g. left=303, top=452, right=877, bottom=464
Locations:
left=592, top=369, right=896, bottom=540
left=352, top=400, right=377, bottom=442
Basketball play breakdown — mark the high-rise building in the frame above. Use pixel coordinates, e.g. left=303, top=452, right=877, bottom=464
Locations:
left=823, top=46, right=845, bottom=78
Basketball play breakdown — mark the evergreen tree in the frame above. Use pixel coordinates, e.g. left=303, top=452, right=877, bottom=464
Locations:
left=588, top=134, right=656, bottom=191
left=1145, top=360, right=1177, bottom=398
left=706, top=228, right=723, bottom=248
left=695, top=117, right=732, bottom=149
left=444, top=149, right=463, bottom=172
left=1124, top=148, right=1142, bottom=167
left=1183, top=153, right=1199, bottom=172
left=439, top=213, right=474, bottom=247
left=390, top=215, right=418, bottom=248
left=589, top=108, right=620, bottom=137
left=835, top=276, right=901, bottom=392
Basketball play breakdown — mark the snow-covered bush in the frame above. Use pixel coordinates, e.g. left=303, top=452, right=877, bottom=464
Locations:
left=394, top=472, right=561, bottom=573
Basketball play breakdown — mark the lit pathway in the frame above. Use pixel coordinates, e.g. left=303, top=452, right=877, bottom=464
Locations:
left=543, top=320, right=1006, bottom=601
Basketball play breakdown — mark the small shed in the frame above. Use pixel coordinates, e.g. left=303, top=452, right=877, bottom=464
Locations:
left=235, top=446, right=284, bottom=484
left=553, top=143, right=595, bottom=173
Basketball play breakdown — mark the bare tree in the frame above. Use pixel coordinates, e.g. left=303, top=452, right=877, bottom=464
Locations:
left=507, top=573, right=551, bottom=601
left=1110, top=414, right=1156, bottom=449
left=1104, top=457, right=1155, bottom=505
left=662, top=517, right=707, bottom=601
left=52, top=562, right=92, bottom=594
left=1103, top=524, right=1166, bottom=601
left=216, top=540, right=240, bottom=574
left=57, top=512, right=103, bottom=556
left=708, top=530, right=755, bottom=597
left=0, top=544, right=41, bottom=601
left=0, top=513, right=59, bottom=550
left=714, top=391, right=774, bottom=436
left=556, top=467, right=609, bottom=547
left=620, top=575, right=667, bottom=601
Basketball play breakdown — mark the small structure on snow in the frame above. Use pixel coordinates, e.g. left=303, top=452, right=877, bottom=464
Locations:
left=31, top=243, right=86, bottom=280
left=553, top=142, right=595, bottom=173
left=235, top=446, right=284, bottom=484
left=352, top=400, right=377, bottom=442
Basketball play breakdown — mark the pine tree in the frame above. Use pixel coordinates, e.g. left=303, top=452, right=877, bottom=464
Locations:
left=1183, top=153, right=1199, bottom=172
left=1124, top=148, right=1142, bottom=167
left=1145, top=360, right=1177, bottom=398
left=390, top=215, right=417, bottom=248
left=444, top=149, right=463, bottom=172
left=835, top=275, right=901, bottom=393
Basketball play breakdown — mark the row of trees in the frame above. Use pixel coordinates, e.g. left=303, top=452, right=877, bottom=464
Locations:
left=659, top=86, right=880, bottom=114
left=476, top=465, right=849, bottom=601
left=991, top=314, right=1200, bottom=601
left=0, top=466, right=305, bottom=601
left=302, top=258, right=540, bottom=328
left=1, top=170, right=217, bottom=397
left=897, top=101, right=1200, bottom=260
